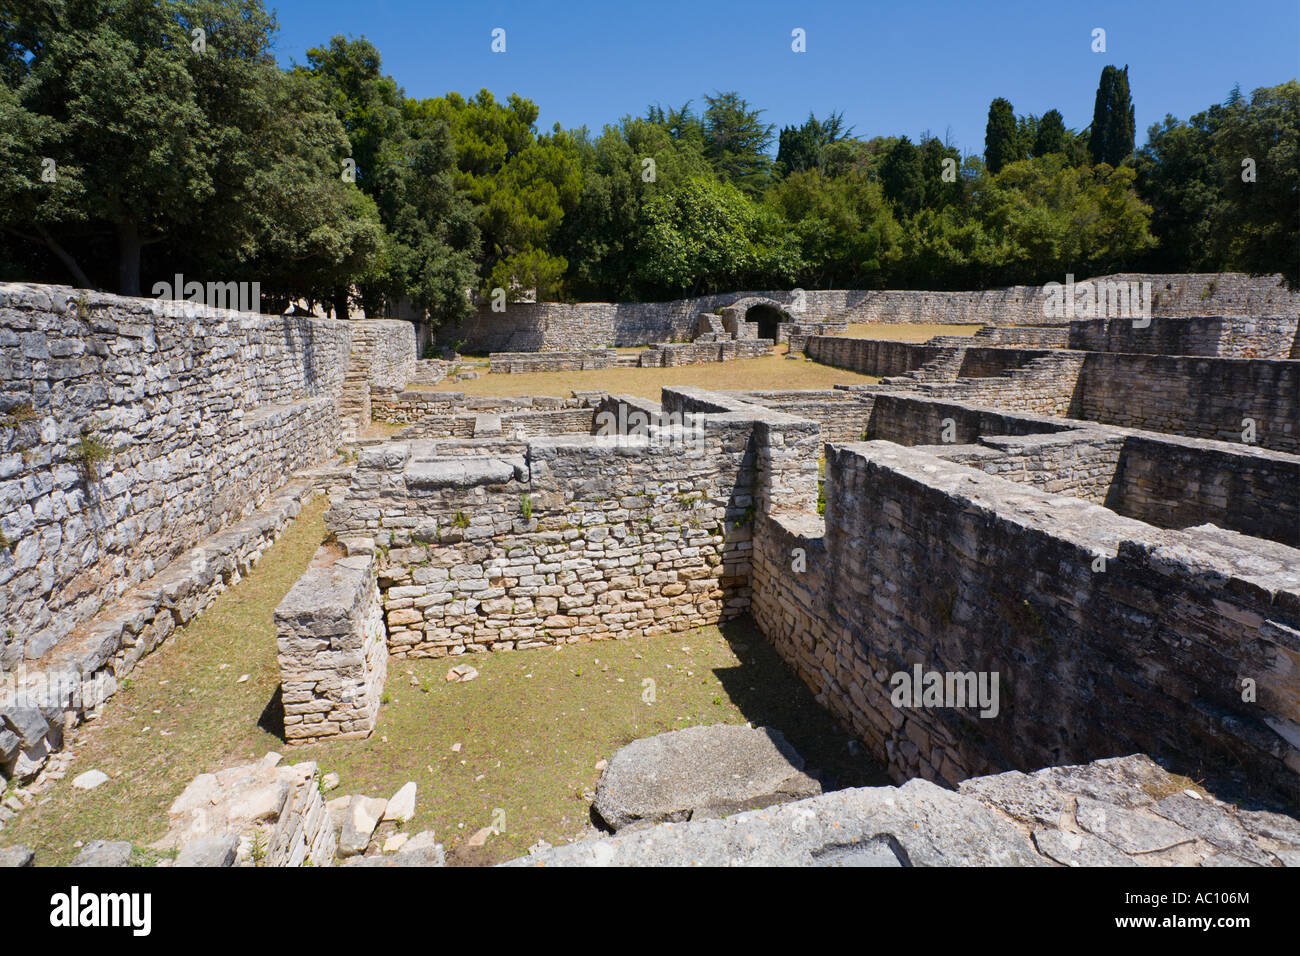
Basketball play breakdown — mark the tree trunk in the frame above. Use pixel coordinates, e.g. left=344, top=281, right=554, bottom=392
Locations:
left=332, top=286, right=350, bottom=320
left=30, top=224, right=94, bottom=290
left=117, top=220, right=142, bottom=296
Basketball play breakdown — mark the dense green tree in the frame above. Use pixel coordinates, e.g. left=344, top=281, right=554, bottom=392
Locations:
left=1135, top=81, right=1298, bottom=284
left=1033, top=109, right=1070, bottom=157
left=976, top=155, right=1155, bottom=279
left=880, top=136, right=925, bottom=214
left=1089, top=65, right=1136, bottom=166
left=300, top=35, right=477, bottom=321
left=0, top=0, right=381, bottom=301
left=1206, top=81, right=1300, bottom=285
left=919, top=136, right=963, bottom=208
left=775, top=112, right=849, bottom=177
left=765, top=169, right=899, bottom=287
left=984, top=97, right=1022, bottom=174
left=633, top=175, right=800, bottom=295
left=422, top=90, right=581, bottom=299
left=701, top=91, right=774, bottom=195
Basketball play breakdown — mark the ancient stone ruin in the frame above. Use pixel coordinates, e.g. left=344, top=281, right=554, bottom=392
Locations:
left=1, top=273, right=1297, bottom=866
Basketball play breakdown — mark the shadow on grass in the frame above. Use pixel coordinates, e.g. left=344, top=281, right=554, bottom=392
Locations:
left=710, top=616, right=890, bottom=793
left=257, top=686, right=286, bottom=742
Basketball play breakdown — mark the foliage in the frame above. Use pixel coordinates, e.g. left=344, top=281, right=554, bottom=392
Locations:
left=1089, top=65, right=1136, bottom=166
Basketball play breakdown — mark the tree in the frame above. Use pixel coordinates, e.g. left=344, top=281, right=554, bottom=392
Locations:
left=633, top=176, right=799, bottom=295
left=422, top=90, right=581, bottom=299
left=1089, top=65, right=1136, bottom=166
left=701, top=91, right=774, bottom=195
left=984, top=97, right=1022, bottom=174
left=919, top=136, right=963, bottom=209
left=0, top=0, right=382, bottom=301
left=303, top=36, right=478, bottom=323
left=1033, top=109, right=1070, bottom=157
left=775, top=112, right=849, bottom=177
left=880, top=136, right=925, bottom=215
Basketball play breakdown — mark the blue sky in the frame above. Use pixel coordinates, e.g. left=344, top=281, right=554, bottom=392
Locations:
left=267, top=0, right=1299, bottom=156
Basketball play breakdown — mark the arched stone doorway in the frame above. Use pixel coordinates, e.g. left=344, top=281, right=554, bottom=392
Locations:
left=745, top=303, right=785, bottom=341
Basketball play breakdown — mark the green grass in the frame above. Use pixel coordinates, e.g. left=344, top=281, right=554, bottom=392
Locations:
left=6, top=498, right=886, bottom=867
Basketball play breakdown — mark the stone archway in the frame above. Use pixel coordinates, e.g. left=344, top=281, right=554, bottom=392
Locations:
left=719, top=296, right=790, bottom=341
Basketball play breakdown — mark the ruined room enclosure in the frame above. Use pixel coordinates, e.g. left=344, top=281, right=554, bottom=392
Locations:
left=287, top=379, right=1299, bottom=814
left=3, top=279, right=1298, bottom=864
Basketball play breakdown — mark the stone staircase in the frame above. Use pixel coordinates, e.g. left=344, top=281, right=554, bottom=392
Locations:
left=338, top=353, right=372, bottom=442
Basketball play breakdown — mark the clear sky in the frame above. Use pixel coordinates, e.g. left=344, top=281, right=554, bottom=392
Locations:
left=266, top=0, right=1300, bottom=156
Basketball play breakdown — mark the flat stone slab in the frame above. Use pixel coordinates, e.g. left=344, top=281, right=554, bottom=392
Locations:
left=509, top=777, right=1041, bottom=867
left=508, top=754, right=1300, bottom=868
left=592, top=724, right=822, bottom=832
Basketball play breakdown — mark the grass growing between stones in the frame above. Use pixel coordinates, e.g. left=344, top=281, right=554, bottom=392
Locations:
left=423, top=352, right=881, bottom=399
left=843, top=322, right=984, bottom=341
left=4, top=496, right=332, bottom=865
left=5, top=497, right=887, bottom=867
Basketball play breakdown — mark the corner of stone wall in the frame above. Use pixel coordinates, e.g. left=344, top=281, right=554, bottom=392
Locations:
left=276, top=549, right=387, bottom=744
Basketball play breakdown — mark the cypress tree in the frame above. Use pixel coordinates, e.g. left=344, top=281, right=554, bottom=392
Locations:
left=1033, top=109, right=1070, bottom=157
left=1088, top=65, right=1136, bottom=165
left=984, top=97, right=1021, bottom=173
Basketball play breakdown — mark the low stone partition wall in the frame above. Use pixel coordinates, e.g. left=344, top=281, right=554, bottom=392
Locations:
left=805, top=337, right=943, bottom=377
left=751, top=439, right=1300, bottom=806
left=372, top=391, right=588, bottom=426
left=638, top=339, right=772, bottom=367
left=974, top=326, right=1070, bottom=347
left=276, top=548, right=387, bottom=743
left=865, top=392, right=1300, bottom=547
left=1068, top=315, right=1300, bottom=357
left=0, top=283, right=351, bottom=668
left=1107, top=433, right=1300, bottom=547
left=2, top=477, right=325, bottom=784
left=730, top=390, right=873, bottom=443
left=1074, top=353, right=1298, bottom=452
left=324, top=392, right=819, bottom=658
left=489, top=349, right=618, bottom=373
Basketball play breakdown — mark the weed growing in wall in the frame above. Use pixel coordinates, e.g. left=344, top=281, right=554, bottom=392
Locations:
left=73, top=431, right=111, bottom=485
left=520, top=494, right=533, bottom=520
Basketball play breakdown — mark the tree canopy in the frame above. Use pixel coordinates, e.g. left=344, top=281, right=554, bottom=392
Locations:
left=1, top=1, right=1295, bottom=322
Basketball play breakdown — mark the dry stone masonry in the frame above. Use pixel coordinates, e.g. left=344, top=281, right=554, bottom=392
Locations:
left=3, top=273, right=1298, bottom=863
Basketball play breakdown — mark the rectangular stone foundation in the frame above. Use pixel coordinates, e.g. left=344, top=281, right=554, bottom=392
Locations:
left=276, top=550, right=387, bottom=743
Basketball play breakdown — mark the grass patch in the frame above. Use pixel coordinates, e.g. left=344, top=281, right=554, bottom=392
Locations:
left=4, top=497, right=331, bottom=865
left=843, top=323, right=984, bottom=342
left=416, top=351, right=880, bottom=399
left=7, top=497, right=886, bottom=867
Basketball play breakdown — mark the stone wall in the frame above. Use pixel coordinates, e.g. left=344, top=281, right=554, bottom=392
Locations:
left=1068, top=315, right=1300, bottom=357
left=638, top=339, right=772, bottom=367
left=437, top=274, right=1300, bottom=354
left=818, top=340, right=1299, bottom=453
left=1074, top=353, right=1298, bottom=452
left=489, top=349, right=618, bottom=373
left=323, top=391, right=818, bottom=658
left=276, top=549, right=387, bottom=743
left=750, top=439, right=1300, bottom=806
left=350, top=320, right=417, bottom=391
left=0, top=283, right=352, bottom=667
left=869, top=393, right=1299, bottom=547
